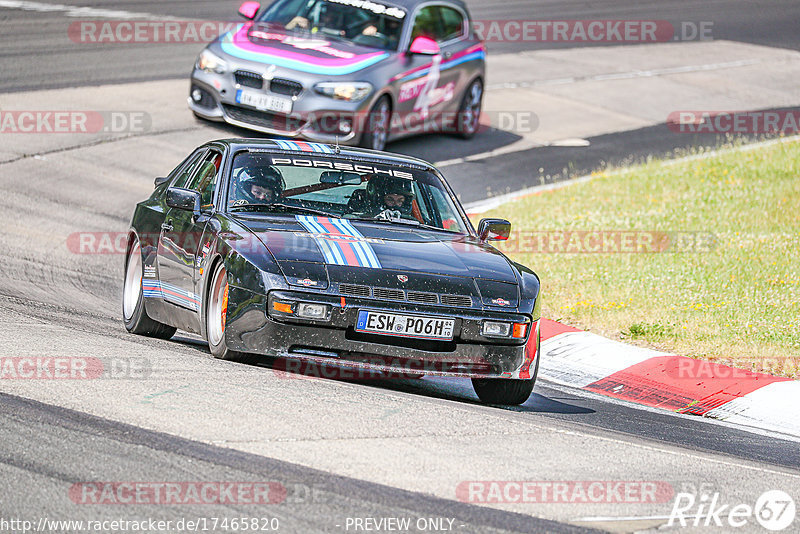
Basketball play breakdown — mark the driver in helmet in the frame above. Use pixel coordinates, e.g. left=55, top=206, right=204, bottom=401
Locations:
left=230, top=157, right=285, bottom=206
left=366, top=175, right=415, bottom=219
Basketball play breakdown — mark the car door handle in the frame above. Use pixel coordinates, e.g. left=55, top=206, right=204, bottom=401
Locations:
left=161, top=222, right=173, bottom=232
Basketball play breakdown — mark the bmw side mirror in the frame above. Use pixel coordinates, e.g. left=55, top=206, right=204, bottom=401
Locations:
left=477, top=218, right=511, bottom=241
left=166, top=187, right=202, bottom=219
left=238, top=1, right=260, bottom=20
left=409, top=36, right=440, bottom=55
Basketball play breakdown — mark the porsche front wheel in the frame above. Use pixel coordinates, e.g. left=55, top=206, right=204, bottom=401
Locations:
left=471, top=377, right=534, bottom=405
left=206, top=262, right=243, bottom=361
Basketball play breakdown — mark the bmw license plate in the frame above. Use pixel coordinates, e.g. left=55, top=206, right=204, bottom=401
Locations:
left=356, top=310, right=455, bottom=340
left=235, top=89, right=293, bottom=114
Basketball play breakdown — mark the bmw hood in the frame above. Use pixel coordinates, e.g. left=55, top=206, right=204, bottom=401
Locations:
left=216, top=23, right=391, bottom=76
left=236, top=216, right=520, bottom=304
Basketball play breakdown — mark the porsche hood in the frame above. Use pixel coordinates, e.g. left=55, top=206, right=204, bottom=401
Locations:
left=236, top=215, right=520, bottom=305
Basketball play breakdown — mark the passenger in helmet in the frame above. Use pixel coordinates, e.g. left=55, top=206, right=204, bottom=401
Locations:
left=230, top=155, right=285, bottom=206
left=365, top=175, right=415, bottom=218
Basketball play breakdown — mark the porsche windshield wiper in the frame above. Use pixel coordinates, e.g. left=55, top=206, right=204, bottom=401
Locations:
left=347, top=216, right=446, bottom=233
left=230, top=202, right=334, bottom=217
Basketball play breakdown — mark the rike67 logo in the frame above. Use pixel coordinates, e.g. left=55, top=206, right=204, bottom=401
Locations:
left=669, top=488, right=796, bottom=531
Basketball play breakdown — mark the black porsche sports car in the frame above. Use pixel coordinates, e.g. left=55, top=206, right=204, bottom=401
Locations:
left=123, top=139, right=541, bottom=405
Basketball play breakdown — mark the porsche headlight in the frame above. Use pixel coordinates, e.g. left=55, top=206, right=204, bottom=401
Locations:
left=313, top=82, right=373, bottom=102
left=196, top=49, right=228, bottom=75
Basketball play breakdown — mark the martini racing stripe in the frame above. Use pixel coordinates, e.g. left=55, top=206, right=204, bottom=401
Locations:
left=274, top=139, right=333, bottom=153
left=141, top=280, right=200, bottom=311
left=296, top=215, right=382, bottom=268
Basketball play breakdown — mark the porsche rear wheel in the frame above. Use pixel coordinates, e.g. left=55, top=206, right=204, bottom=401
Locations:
left=206, top=262, right=243, bottom=361
left=122, top=235, right=176, bottom=339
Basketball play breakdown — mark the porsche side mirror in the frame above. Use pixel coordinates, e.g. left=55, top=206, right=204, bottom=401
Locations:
left=238, top=1, right=260, bottom=20
left=166, top=187, right=202, bottom=219
left=477, top=218, right=511, bottom=241
left=409, top=36, right=440, bottom=55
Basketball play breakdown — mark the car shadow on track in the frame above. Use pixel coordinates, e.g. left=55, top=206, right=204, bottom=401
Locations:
left=170, top=335, right=591, bottom=414
left=195, top=116, right=524, bottom=163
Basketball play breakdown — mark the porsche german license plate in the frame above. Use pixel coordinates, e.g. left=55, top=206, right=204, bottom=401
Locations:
left=235, top=89, right=293, bottom=114
left=356, top=310, right=455, bottom=340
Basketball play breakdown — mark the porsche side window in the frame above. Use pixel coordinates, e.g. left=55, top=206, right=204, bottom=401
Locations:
left=172, top=150, right=207, bottom=189
left=426, top=185, right=462, bottom=232
left=185, top=151, right=222, bottom=208
left=439, top=7, right=465, bottom=42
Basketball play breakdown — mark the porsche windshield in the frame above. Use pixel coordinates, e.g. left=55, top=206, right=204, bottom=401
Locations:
left=257, top=0, right=406, bottom=51
left=228, top=151, right=469, bottom=234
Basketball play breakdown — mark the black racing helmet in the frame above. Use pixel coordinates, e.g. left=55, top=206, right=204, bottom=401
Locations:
left=366, top=175, right=415, bottom=214
left=232, top=154, right=285, bottom=204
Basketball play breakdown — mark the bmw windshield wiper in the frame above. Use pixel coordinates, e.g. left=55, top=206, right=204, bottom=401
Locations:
left=230, top=202, right=334, bottom=218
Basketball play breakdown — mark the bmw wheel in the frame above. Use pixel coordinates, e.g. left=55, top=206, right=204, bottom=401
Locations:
left=456, top=79, right=483, bottom=139
left=360, top=96, right=390, bottom=151
left=206, top=262, right=243, bottom=361
left=122, top=235, right=176, bottom=339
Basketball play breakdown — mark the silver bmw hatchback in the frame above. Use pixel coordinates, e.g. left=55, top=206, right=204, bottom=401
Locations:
left=188, top=0, right=486, bottom=151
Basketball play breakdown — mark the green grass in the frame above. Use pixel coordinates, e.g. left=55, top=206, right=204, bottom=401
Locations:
left=477, top=139, right=800, bottom=377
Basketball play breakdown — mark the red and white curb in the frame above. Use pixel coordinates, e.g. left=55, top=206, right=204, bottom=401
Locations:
left=538, top=319, right=800, bottom=438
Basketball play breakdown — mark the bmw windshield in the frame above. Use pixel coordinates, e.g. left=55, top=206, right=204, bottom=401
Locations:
left=228, top=151, right=469, bottom=234
left=256, top=0, right=407, bottom=51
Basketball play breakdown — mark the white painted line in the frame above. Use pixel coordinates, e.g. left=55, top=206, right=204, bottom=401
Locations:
left=463, top=134, right=800, bottom=214
left=436, top=138, right=543, bottom=168
left=0, top=1, right=177, bottom=20
left=549, top=138, right=590, bottom=147
left=486, top=59, right=764, bottom=91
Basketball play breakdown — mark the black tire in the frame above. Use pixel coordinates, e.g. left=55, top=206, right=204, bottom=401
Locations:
left=472, top=377, right=534, bottom=405
left=205, top=261, right=245, bottom=361
left=472, top=332, right=539, bottom=405
left=359, top=96, right=391, bottom=151
left=122, top=235, right=176, bottom=339
left=455, top=78, right=483, bottom=139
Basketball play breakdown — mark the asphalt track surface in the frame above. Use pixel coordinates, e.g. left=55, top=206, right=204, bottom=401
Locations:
left=1, top=1, right=799, bottom=533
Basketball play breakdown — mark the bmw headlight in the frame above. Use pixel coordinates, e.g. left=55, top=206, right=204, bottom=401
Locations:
left=313, top=82, right=373, bottom=102
left=196, top=49, right=228, bottom=75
